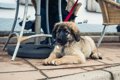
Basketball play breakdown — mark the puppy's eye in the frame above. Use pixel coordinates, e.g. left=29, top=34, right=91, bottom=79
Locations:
left=65, top=30, right=70, bottom=34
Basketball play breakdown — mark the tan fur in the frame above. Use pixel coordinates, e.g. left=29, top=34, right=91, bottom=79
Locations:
left=43, top=22, right=102, bottom=65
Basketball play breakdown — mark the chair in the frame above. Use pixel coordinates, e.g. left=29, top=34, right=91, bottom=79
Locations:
left=3, top=0, right=52, bottom=60
left=97, top=0, right=120, bottom=47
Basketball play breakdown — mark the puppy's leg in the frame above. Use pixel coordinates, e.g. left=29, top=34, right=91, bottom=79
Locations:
left=51, top=54, right=86, bottom=65
left=91, top=49, right=102, bottom=59
left=86, top=36, right=102, bottom=59
left=43, top=45, right=62, bottom=65
left=43, top=53, right=57, bottom=65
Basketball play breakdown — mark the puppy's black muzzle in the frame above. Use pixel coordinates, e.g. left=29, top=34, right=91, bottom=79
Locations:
left=56, top=30, right=68, bottom=45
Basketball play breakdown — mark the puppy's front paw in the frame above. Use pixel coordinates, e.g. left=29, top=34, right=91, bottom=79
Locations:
left=51, top=59, right=62, bottom=65
left=42, top=58, right=54, bottom=65
left=42, top=58, right=62, bottom=65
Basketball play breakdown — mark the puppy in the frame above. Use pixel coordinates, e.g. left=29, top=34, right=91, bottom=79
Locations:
left=43, top=22, right=102, bottom=65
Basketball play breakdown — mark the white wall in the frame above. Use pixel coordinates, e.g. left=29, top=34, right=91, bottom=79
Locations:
left=75, top=0, right=103, bottom=24
left=0, top=0, right=16, bottom=9
left=0, top=0, right=103, bottom=24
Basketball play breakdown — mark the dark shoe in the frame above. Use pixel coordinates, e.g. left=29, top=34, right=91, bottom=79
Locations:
left=19, top=20, right=35, bottom=32
left=40, top=38, right=55, bottom=45
left=40, top=39, right=49, bottom=44
left=116, top=25, right=120, bottom=32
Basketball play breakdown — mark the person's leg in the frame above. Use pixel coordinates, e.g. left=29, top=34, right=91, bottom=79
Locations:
left=62, top=10, right=76, bottom=22
left=41, top=8, right=47, bottom=34
left=49, top=16, right=59, bottom=34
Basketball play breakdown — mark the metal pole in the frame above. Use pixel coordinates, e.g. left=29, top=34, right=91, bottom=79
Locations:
left=58, top=0, right=63, bottom=22
left=35, top=0, right=41, bottom=45
left=97, top=25, right=107, bottom=47
left=46, top=0, right=50, bottom=34
left=12, top=0, right=28, bottom=60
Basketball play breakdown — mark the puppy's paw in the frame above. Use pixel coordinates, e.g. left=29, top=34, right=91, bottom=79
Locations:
left=42, top=58, right=62, bottom=65
left=42, top=58, right=54, bottom=65
left=90, top=52, right=102, bottom=59
left=51, top=59, right=62, bottom=65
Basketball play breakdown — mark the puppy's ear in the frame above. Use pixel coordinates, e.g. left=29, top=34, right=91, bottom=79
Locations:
left=52, top=23, right=60, bottom=38
left=69, top=22, right=81, bottom=42
left=72, top=30, right=81, bottom=42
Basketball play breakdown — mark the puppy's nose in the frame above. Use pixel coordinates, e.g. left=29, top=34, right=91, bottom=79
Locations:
left=57, top=31, right=67, bottom=45
left=58, top=31, right=65, bottom=40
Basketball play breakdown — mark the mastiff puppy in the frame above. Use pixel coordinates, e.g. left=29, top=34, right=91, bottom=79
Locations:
left=43, top=22, right=102, bottom=65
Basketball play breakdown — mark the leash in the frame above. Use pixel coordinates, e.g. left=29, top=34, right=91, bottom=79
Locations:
left=64, top=0, right=79, bottom=21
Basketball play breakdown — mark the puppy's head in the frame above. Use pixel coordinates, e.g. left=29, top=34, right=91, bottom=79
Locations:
left=52, top=22, right=81, bottom=45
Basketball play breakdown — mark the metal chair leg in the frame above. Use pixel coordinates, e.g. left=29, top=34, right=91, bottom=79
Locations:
left=3, top=33, right=18, bottom=50
left=97, top=25, right=107, bottom=47
left=3, top=0, right=20, bottom=50
left=3, top=34, right=14, bottom=51
left=11, top=0, right=28, bottom=60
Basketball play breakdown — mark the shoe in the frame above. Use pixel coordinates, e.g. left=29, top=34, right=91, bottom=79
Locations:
left=40, top=38, right=55, bottom=45
left=19, top=20, right=35, bottom=32
left=40, top=39, right=49, bottom=44
left=116, top=25, right=120, bottom=32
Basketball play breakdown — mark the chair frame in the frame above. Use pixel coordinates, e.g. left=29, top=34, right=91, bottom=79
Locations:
left=3, top=0, right=52, bottom=60
left=97, top=0, right=120, bottom=47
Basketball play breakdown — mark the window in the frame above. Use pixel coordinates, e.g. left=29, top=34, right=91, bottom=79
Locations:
left=117, top=0, right=120, bottom=3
